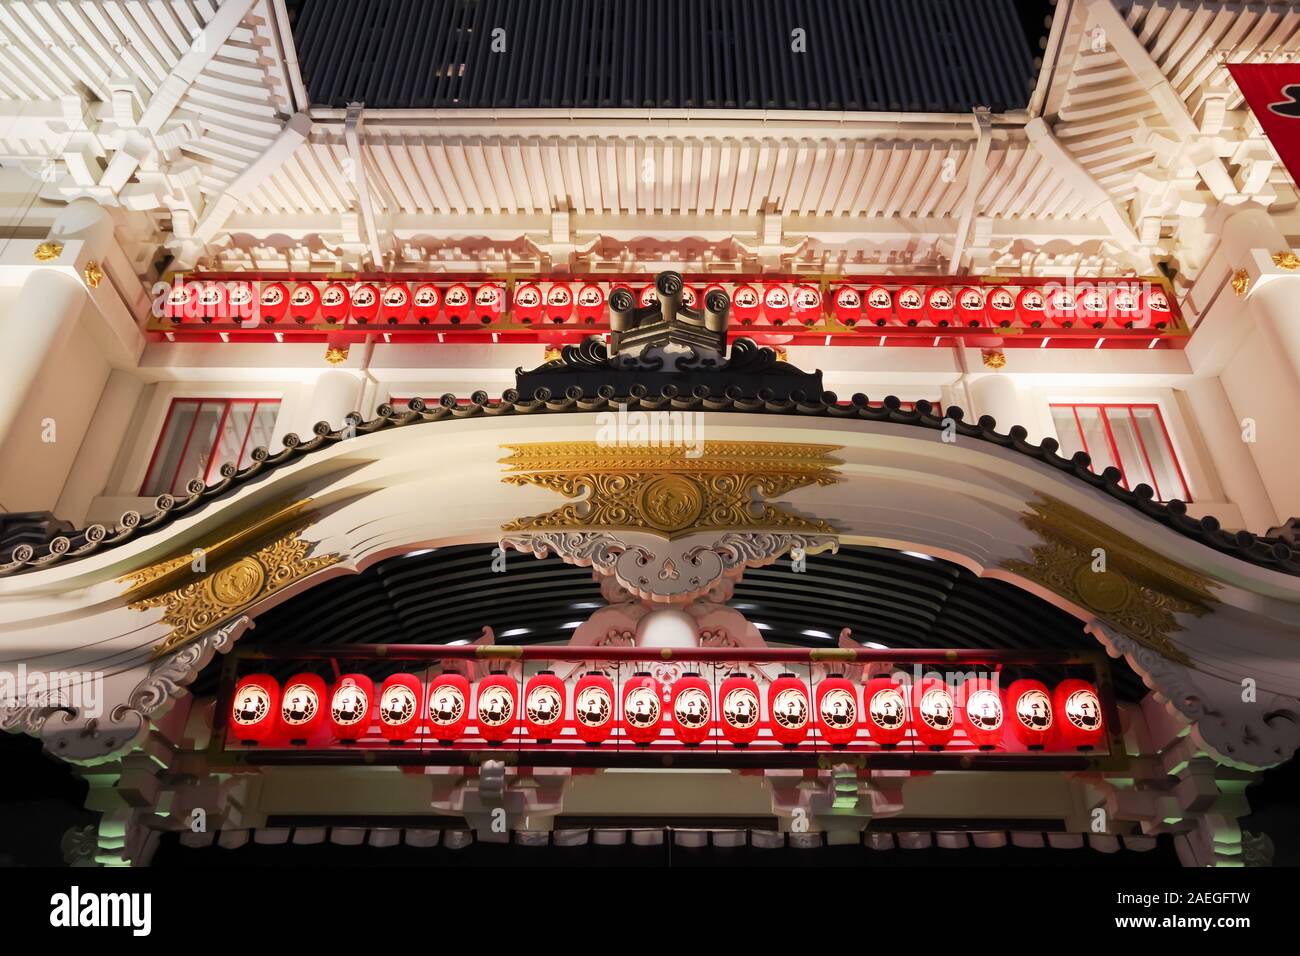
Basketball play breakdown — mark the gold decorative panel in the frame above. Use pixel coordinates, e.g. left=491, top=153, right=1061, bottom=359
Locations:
left=500, top=441, right=840, bottom=539
left=1001, top=496, right=1219, bottom=666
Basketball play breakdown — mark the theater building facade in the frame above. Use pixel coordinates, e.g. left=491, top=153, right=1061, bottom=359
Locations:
left=0, top=0, right=1298, bottom=867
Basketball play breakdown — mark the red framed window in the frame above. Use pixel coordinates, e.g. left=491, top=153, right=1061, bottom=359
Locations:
left=1049, top=403, right=1191, bottom=502
left=142, top=399, right=281, bottom=497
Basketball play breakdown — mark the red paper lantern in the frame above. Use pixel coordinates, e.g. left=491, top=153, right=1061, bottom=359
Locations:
left=259, top=282, right=290, bottom=324
left=986, top=287, right=1016, bottom=328
left=718, top=674, right=761, bottom=746
left=1005, top=679, right=1054, bottom=749
left=731, top=283, right=761, bottom=325
left=669, top=672, right=712, bottom=746
left=545, top=283, right=574, bottom=324
left=319, top=282, right=349, bottom=324
left=576, top=283, right=605, bottom=324
left=1076, top=284, right=1108, bottom=329
left=896, top=286, right=926, bottom=326
left=926, top=286, right=956, bottom=327
left=1143, top=286, right=1172, bottom=329
left=1043, top=282, right=1077, bottom=328
left=161, top=279, right=198, bottom=322
left=791, top=284, right=823, bottom=326
left=524, top=671, right=566, bottom=743
left=426, top=671, right=471, bottom=744
left=227, top=281, right=256, bottom=325
left=197, top=282, right=227, bottom=323
left=863, top=677, right=908, bottom=748
left=472, top=283, right=505, bottom=324
left=412, top=283, right=441, bottom=324
left=378, top=674, right=423, bottom=744
left=230, top=674, right=279, bottom=745
left=956, top=286, right=986, bottom=327
left=289, top=283, right=320, bottom=324
left=1110, top=284, right=1144, bottom=328
left=476, top=671, right=518, bottom=745
left=621, top=671, right=663, bottom=746
left=832, top=285, right=862, bottom=326
left=328, top=674, right=374, bottom=743
left=958, top=678, right=1004, bottom=750
left=767, top=673, right=810, bottom=748
left=638, top=284, right=658, bottom=309
left=1053, top=678, right=1104, bottom=751
left=815, top=674, right=859, bottom=747
left=278, top=673, right=328, bottom=746
left=573, top=671, right=616, bottom=745
left=864, top=285, right=893, bottom=326
left=911, top=678, right=956, bottom=750
left=679, top=284, right=700, bottom=310
left=1016, top=287, right=1047, bottom=328
left=762, top=285, right=792, bottom=325
left=379, top=283, right=411, bottom=324
left=512, top=283, right=543, bottom=325
left=442, top=283, right=471, bottom=324
left=349, top=283, right=379, bottom=324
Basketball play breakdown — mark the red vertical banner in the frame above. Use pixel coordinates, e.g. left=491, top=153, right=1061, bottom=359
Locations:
left=1228, top=63, right=1300, bottom=186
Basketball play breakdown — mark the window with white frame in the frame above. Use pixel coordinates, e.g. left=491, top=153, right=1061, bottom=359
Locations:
left=142, top=399, right=280, bottom=497
left=1049, top=403, right=1191, bottom=502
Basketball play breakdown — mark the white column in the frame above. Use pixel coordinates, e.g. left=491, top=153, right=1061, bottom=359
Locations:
left=1183, top=378, right=1277, bottom=533
left=1223, top=207, right=1300, bottom=383
left=307, top=369, right=363, bottom=432
left=967, top=373, right=1024, bottom=433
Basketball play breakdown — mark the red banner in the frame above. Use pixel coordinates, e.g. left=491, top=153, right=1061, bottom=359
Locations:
left=1228, top=63, right=1300, bottom=187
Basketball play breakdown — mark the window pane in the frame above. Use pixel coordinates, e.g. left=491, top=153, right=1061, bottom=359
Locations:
left=1104, top=407, right=1154, bottom=493
left=171, top=404, right=223, bottom=495
left=210, top=403, right=251, bottom=482
left=143, top=401, right=200, bottom=497
left=240, top=403, right=279, bottom=468
left=1074, top=407, right=1117, bottom=475
left=1051, top=407, right=1084, bottom=458
left=1131, top=407, right=1187, bottom=501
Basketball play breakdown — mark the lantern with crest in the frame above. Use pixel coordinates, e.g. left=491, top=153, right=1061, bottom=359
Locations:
left=328, top=674, right=374, bottom=744
left=1005, top=678, right=1054, bottom=750
left=278, top=673, right=328, bottom=746
left=815, top=674, right=859, bottom=748
left=768, top=673, right=811, bottom=747
left=669, top=672, right=713, bottom=746
left=524, top=671, right=566, bottom=743
left=378, top=674, right=423, bottom=744
left=863, top=676, right=908, bottom=748
left=574, top=671, right=616, bottom=745
left=230, top=674, right=279, bottom=745
left=622, top=672, right=664, bottom=746
left=476, top=671, right=519, bottom=745
left=718, top=673, right=761, bottom=746
left=1053, top=678, right=1104, bottom=751
left=958, top=677, right=1003, bottom=750
left=911, top=678, right=956, bottom=750
left=426, top=671, right=471, bottom=745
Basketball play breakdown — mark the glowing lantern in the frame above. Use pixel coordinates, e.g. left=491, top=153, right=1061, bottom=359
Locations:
left=230, top=674, right=279, bottom=745
left=476, top=671, right=518, bottom=745
left=576, top=283, right=605, bottom=324
left=718, top=674, right=762, bottom=746
left=956, top=286, right=986, bottom=327
left=679, top=283, right=699, bottom=310
left=911, top=678, right=956, bottom=750
left=1016, top=287, right=1047, bottom=327
left=412, top=283, right=441, bottom=324
left=768, top=673, right=811, bottom=748
left=198, top=282, right=227, bottom=323
left=1053, top=679, right=1104, bottom=751
left=161, top=280, right=198, bottom=322
left=958, top=678, right=1003, bottom=750
left=986, top=287, right=1016, bottom=328
left=512, top=283, right=543, bottom=325
left=227, top=281, right=256, bottom=325
left=863, top=677, right=908, bottom=748
left=621, top=672, right=663, bottom=746
left=426, top=671, right=471, bottom=745
left=319, top=282, right=349, bottom=324
left=815, top=674, right=859, bottom=748
left=926, top=286, right=956, bottom=327
left=1044, top=283, right=1077, bottom=328
left=259, top=282, right=289, bottom=324
left=574, top=671, right=616, bottom=745
left=1076, top=285, right=1109, bottom=329
left=472, top=283, right=505, bottom=324
left=638, top=284, right=658, bottom=309
left=378, top=674, right=423, bottom=744
left=545, top=283, right=574, bottom=324
left=669, top=672, right=712, bottom=746
left=791, top=284, right=823, bottom=326
left=348, top=283, right=379, bottom=324
left=289, top=283, right=320, bottom=324
left=1005, top=679, right=1054, bottom=750
left=524, top=671, right=566, bottom=743
left=762, top=285, right=792, bottom=325
left=864, top=285, right=893, bottom=326
left=1143, top=287, right=1172, bottom=329
left=1110, top=284, right=1144, bottom=328
left=329, top=674, right=374, bottom=744
left=278, top=673, right=327, bottom=745
left=896, top=286, right=926, bottom=326
left=379, top=283, right=411, bottom=324
left=832, top=285, right=862, bottom=326
left=442, top=283, right=471, bottom=324
left=731, top=283, right=761, bottom=325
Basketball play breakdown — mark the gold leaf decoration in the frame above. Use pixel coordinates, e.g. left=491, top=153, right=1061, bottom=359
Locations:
left=1231, top=269, right=1250, bottom=297
left=34, top=241, right=63, bottom=262
left=83, top=260, right=103, bottom=288
left=1000, top=496, right=1219, bottom=666
left=325, top=346, right=349, bottom=366
left=500, top=441, right=840, bottom=539
left=1271, top=251, right=1300, bottom=271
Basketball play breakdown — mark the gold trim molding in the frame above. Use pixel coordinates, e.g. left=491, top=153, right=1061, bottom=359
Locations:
left=1000, top=496, right=1219, bottom=666
left=500, top=441, right=840, bottom=539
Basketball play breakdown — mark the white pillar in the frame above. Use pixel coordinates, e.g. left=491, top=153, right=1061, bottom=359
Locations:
left=1223, top=207, right=1300, bottom=384
left=967, top=373, right=1024, bottom=433
left=1183, top=378, right=1277, bottom=533
left=307, top=369, right=363, bottom=432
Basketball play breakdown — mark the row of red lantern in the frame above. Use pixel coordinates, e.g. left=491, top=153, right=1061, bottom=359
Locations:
left=159, top=278, right=1172, bottom=332
left=230, top=671, right=1105, bottom=752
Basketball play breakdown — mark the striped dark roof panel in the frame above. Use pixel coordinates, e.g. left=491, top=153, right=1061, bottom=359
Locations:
left=290, top=0, right=1048, bottom=113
